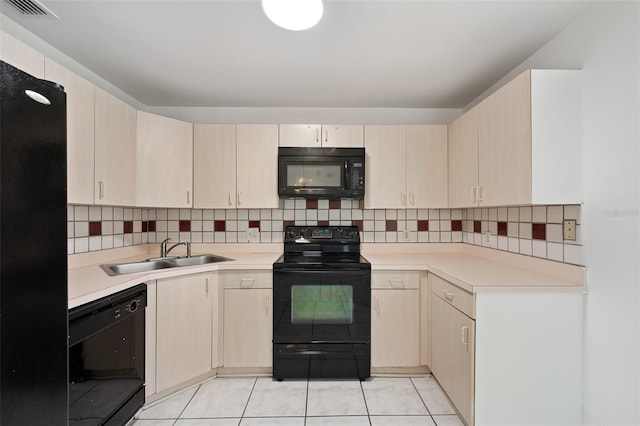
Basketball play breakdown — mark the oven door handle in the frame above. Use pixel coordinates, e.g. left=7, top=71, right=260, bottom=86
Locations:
left=275, top=268, right=368, bottom=273
left=282, top=348, right=360, bottom=355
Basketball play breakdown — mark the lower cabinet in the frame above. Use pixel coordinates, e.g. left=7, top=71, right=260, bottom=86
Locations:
left=156, top=273, right=214, bottom=393
left=371, top=271, right=420, bottom=368
left=222, top=270, right=272, bottom=369
left=431, top=292, right=475, bottom=425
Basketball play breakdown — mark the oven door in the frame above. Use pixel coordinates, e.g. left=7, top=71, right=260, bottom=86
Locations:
left=273, top=268, right=371, bottom=344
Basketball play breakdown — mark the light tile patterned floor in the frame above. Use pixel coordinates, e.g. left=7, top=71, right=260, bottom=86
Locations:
left=131, top=376, right=464, bottom=426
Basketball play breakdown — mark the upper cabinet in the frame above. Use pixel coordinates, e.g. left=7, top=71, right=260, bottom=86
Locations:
left=448, top=106, right=479, bottom=208
left=193, top=124, right=237, bottom=208
left=136, top=111, right=193, bottom=208
left=94, top=87, right=137, bottom=206
left=279, top=124, right=364, bottom=147
left=365, top=125, right=448, bottom=209
left=237, top=124, right=279, bottom=208
left=44, top=59, right=95, bottom=205
left=194, top=124, right=278, bottom=209
left=0, top=31, right=44, bottom=78
left=449, top=69, right=581, bottom=208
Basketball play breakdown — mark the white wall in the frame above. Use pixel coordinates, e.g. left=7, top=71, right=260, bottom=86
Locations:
left=475, top=2, right=639, bottom=424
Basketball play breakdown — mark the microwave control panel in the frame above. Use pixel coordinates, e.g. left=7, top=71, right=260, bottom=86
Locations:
left=350, top=161, right=365, bottom=191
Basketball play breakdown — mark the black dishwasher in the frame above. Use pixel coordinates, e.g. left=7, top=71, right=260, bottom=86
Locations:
left=69, top=283, right=147, bottom=425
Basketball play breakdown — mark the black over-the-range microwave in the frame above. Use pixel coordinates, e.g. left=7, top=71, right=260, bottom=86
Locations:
left=278, top=147, right=365, bottom=199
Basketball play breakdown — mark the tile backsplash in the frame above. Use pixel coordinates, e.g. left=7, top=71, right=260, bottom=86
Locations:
left=67, top=201, right=583, bottom=265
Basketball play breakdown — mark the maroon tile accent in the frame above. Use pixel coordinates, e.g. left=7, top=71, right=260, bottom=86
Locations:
left=386, top=220, right=397, bottom=232
left=249, top=220, right=260, bottom=230
left=306, top=199, right=318, bottom=209
left=179, top=220, right=191, bottom=232
left=329, top=200, right=341, bottom=209
left=418, top=220, right=429, bottom=232
left=123, top=221, right=133, bottom=234
left=451, top=220, right=462, bottom=232
left=318, top=221, right=330, bottom=226
left=283, top=220, right=295, bottom=229
left=142, top=221, right=148, bottom=232
left=352, top=220, right=363, bottom=231
left=532, top=223, right=547, bottom=240
left=89, top=221, right=102, bottom=236
left=214, top=220, right=226, bottom=232
left=497, top=221, right=508, bottom=236
left=148, top=220, right=156, bottom=232
left=473, top=220, right=481, bottom=233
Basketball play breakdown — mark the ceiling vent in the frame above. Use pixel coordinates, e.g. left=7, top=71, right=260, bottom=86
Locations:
left=3, top=0, right=58, bottom=18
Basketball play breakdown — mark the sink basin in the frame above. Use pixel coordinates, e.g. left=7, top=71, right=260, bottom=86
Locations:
left=167, top=254, right=232, bottom=267
left=100, top=254, right=233, bottom=276
left=100, top=259, right=173, bottom=276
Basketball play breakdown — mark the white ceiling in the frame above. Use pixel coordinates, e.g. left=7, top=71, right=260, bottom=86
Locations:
left=2, top=0, right=594, bottom=108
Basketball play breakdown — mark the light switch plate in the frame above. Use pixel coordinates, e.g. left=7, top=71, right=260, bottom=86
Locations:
left=247, top=227, right=260, bottom=242
left=563, top=220, right=577, bottom=241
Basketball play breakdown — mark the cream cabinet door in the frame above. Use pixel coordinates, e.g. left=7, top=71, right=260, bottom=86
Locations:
left=94, top=87, right=136, bottom=206
left=371, top=289, right=420, bottom=368
left=156, top=274, right=213, bottom=392
left=321, top=125, right=364, bottom=147
left=136, top=111, right=193, bottom=207
left=279, top=124, right=321, bottom=147
left=0, top=31, right=44, bottom=78
left=236, top=124, right=279, bottom=208
left=448, top=106, right=479, bottom=208
left=406, top=125, right=448, bottom=208
left=364, top=125, right=407, bottom=209
left=223, top=288, right=272, bottom=368
left=431, top=294, right=475, bottom=426
left=478, top=70, right=532, bottom=206
left=44, top=59, right=95, bottom=205
left=193, top=124, right=237, bottom=208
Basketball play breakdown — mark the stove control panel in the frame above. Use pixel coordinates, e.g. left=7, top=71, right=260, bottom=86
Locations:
left=284, top=226, right=360, bottom=243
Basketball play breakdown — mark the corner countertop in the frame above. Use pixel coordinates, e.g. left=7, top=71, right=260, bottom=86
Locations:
left=68, top=244, right=282, bottom=309
left=69, top=243, right=584, bottom=309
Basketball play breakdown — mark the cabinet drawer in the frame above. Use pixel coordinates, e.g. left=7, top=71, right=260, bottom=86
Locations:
left=223, top=270, right=272, bottom=289
left=430, top=273, right=475, bottom=319
left=372, top=271, right=419, bottom=290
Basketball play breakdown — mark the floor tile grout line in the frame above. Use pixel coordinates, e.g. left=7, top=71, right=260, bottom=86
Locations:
left=304, top=379, right=310, bottom=426
left=359, top=379, right=373, bottom=426
left=410, top=376, right=434, bottom=418
left=172, top=382, right=203, bottom=425
left=239, top=376, right=259, bottom=422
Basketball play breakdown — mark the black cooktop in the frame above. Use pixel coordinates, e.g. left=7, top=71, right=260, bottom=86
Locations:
left=275, top=226, right=370, bottom=270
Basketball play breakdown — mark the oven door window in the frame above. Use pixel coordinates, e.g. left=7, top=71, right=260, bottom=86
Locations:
left=286, top=162, right=342, bottom=188
left=291, top=285, right=353, bottom=324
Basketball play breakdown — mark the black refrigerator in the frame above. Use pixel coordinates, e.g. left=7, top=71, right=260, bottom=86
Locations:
left=0, top=60, right=68, bottom=424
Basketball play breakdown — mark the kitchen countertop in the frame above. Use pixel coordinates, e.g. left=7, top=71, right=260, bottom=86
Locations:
left=69, top=243, right=584, bottom=309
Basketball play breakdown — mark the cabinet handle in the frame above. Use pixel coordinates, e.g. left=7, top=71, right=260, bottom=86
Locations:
left=228, top=192, right=232, bottom=206
left=461, top=325, right=471, bottom=351
left=471, top=186, right=477, bottom=203
left=373, top=295, right=380, bottom=316
left=478, top=185, right=483, bottom=203
left=401, top=192, right=406, bottom=206
left=99, top=181, right=105, bottom=199
left=315, top=128, right=319, bottom=143
left=237, top=192, right=241, bottom=206
left=409, top=192, right=415, bottom=206
left=206, top=277, right=209, bottom=296
left=265, top=296, right=270, bottom=316
left=240, top=278, right=255, bottom=288
left=324, top=128, right=328, bottom=143
left=187, top=190, right=190, bottom=205
left=442, top=289, right=454, bottom=302
left=388, top=279, right=404, bottom=288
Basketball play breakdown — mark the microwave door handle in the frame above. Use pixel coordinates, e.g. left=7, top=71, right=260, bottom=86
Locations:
left=344, top=162, right=349, bottom=190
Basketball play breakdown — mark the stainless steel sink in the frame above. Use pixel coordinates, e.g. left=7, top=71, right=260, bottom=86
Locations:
left=100, top=259, right=174, bottom=276
left=167, top=254, right=232, bottom=267
left=100, top=254, right=233, bottom=276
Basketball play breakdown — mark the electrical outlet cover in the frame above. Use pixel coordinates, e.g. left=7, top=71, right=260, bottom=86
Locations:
left=563, top=220, right=577, bottom=241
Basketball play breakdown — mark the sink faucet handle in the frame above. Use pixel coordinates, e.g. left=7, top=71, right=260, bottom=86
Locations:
left=160, top=237, right=172, bottom=257
left=186, top=242, right=192, bottom=257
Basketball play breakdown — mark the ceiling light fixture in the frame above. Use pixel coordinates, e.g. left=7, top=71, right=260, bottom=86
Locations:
left=262, top=0, right=323, bottom=31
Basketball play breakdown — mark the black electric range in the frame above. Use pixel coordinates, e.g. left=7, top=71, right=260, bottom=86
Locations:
left=272, top=226, right=371, bottom=381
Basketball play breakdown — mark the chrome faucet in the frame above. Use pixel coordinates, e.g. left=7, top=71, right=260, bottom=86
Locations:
left=160, top=238, right=191, bottom=258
